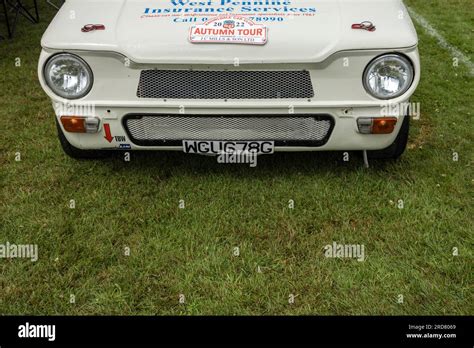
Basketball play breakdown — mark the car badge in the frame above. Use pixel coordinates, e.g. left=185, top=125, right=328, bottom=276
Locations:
left=351, top=21, right=376, bottom=32
left=81, top=24, right=106, bottom=33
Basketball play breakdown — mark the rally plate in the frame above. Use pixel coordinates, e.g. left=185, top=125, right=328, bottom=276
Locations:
left=189, top=16, right=267, bottom=45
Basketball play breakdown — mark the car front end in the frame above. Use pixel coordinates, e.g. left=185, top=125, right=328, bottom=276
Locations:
left=38, top=0, right=421, bottom=160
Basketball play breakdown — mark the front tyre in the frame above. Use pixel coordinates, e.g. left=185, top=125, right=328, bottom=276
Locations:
left=368, top=115, right=410, bottom=160
left=56, top=120, right=109, bottom=159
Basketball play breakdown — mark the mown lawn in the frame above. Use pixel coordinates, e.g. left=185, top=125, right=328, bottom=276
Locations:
left=0, top=1, right=472, bottom=315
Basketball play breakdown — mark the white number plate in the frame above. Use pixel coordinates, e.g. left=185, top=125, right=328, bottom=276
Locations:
left=183, top=140, right=274, bottom=155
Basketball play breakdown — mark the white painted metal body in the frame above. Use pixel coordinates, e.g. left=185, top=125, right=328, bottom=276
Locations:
left=38, top=0, right=421, bottom=152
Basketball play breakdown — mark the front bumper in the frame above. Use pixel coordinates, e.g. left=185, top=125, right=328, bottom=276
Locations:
left=54, top=105, right=406, bottom=152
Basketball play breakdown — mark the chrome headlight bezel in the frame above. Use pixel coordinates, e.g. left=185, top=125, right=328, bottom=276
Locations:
left=363, top=54, right=414, bottom=100
left=43, top=53, right=93, bottom=100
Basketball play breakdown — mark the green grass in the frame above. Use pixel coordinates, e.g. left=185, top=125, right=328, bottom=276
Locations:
left=0, top=1, right=473, bottom=315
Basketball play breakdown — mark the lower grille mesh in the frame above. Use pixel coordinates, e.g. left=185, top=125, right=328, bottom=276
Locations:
left=137, top=70, right=314, bottom=99
left=124, top=115, right=333, bottom=147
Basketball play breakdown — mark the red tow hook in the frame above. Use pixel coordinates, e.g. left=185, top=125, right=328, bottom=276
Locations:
left=351, top=21, right=376, bottom=32
left=81, top=24, right=106, bottom=33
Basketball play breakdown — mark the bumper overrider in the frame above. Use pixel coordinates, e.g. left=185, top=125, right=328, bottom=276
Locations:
left=38, top=47, right=420, bottom=154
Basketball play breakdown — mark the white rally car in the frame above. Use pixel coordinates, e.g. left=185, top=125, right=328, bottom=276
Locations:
left=38, top=0, right=420, bottom=161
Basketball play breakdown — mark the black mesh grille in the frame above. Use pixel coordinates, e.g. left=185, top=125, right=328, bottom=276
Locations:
left=137, top=70, right=314, bottom=99
left=123, top=115, right=334, bottom=147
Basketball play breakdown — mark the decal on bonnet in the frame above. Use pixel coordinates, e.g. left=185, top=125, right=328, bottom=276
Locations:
left=141, top=0, right=316, bottom=23
left=189, top=16, right=267, bottom=45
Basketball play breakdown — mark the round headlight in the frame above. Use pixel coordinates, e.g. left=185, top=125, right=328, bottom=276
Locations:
left=363, top=54, right=414, bottom=100
left=44, top=53, right=93, bottom=99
